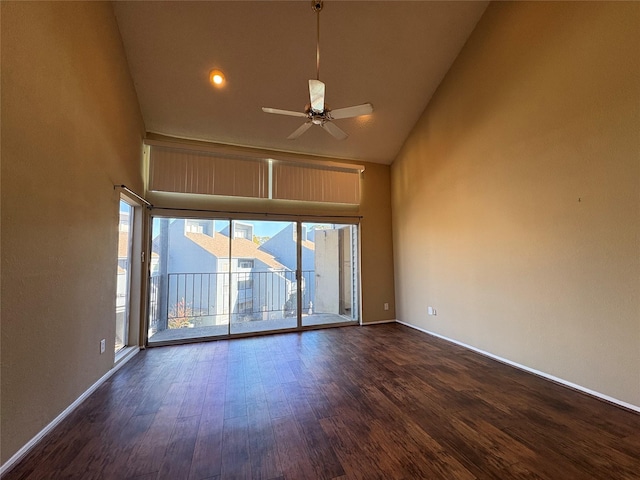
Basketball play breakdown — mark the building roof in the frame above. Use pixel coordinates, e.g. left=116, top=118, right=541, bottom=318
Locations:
left=184, top=231, right=229, bottom=257
left=186, top=232, right=287, bottom=270
left=118, top=231, right=131, bottom=258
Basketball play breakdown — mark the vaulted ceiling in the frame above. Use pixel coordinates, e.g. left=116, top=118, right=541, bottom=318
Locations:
left=113, top=1, right=488, bottom=165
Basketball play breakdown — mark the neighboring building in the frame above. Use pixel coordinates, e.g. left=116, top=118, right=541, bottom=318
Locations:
left=259, top=223, right=315, bottom=270
left=259, top=223, right=316, bottom=310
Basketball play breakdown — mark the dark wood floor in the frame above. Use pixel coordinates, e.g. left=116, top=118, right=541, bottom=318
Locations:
left=4, top=324, right=640, bottom=480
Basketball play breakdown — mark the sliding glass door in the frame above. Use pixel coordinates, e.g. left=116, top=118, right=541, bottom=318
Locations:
left=147, top=216, right=359, bottom=344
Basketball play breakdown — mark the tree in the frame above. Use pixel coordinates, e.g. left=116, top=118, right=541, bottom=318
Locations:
left=168, top=297, right=194, bottom=329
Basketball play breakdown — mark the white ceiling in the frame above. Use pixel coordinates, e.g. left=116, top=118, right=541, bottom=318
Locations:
left=113, top=1, right=488, bottom=165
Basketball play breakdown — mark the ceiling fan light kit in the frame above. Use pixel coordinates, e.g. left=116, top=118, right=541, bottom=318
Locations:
left=261, top=0, right=373, bottom=140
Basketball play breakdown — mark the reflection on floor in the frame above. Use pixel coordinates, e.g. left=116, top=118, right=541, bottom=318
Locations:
left=148, top=313, right=355, bottom=343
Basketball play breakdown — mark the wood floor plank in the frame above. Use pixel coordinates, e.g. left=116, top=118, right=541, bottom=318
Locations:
left=188, top=416, right=224, bottom=480
left=156, top=415, right=200, bottom=480
left=295, top=416, right=345, bottom=479
left=128, top=473, right=158, bottom=480
left=188, top=382, right=226, bottom=480
left=220, top=414, right=251, bottom=479
left=271, top=416, right=318, bottom=480
left=99, top=413, right=157, bottom=480
left=223, top=361, right=247, bottom=420
left=319, top=414, right=398, bottom=480
left=123, top=381, right=190, bottom=478
left=4, top=324, right=640, bottom=480
left=246, top=401, right=281, bottom=480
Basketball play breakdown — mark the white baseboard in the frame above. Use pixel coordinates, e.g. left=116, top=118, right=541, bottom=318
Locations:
left=361, top=319, right=397, bottom=325
left=396, top=320, right=640, bottom=414
left=115, top=345, right=140, bottom=366
left=0, top=347, right=141, bottom=476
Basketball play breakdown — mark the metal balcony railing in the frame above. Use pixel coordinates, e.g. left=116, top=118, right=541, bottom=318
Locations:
left=148, top=270, right=316, bottom=333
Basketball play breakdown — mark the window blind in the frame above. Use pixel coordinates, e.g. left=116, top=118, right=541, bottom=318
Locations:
left=146, top=143, right=362, bottom=204
left=149, top=146, right=269, bottom=199
left=271, top=161, right=361, bottom=205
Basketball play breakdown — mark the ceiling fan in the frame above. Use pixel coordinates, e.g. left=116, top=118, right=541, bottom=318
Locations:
left=262, top=0, right=373, bottom=140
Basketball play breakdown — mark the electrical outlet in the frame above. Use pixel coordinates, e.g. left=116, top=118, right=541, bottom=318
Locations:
left=384, top=303, right=389, bottom=311
left=100, top=339, right=106, bottom=354
left=428, top=306, right=437, bottom=316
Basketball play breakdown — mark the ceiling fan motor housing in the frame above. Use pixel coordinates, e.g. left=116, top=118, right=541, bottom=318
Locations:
left=304, top=103, right=330, bottom=124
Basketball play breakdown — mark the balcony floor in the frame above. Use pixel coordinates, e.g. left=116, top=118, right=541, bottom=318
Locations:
left=148, top=313, right=355, bottom=344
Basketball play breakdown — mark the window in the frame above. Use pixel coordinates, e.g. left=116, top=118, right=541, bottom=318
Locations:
left=237, top=300, right=253, bottom=314
left=186, top=223, right=203, bottom=233
left=239, top=259, right=254, bottom=269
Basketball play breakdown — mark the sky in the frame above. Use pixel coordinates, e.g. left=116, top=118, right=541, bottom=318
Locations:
left=151, top=218, right=330, bottom=239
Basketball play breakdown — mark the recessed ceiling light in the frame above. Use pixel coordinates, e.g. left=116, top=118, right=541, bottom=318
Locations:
left=209, top=69, right=225, bottom=87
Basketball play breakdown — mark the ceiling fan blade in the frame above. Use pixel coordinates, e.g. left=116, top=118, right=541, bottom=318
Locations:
left=262, top=107, right=307, bottom=118
left=287, top=122, right=313, bottom=140
left=309, top=79, right=325, bottom=113
left=321, top=121, right=348, bottom=140
left=329, top=103, right=373, bottom=120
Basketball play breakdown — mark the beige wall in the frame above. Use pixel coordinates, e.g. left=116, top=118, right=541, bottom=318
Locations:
left=145, top=135, right=396, bottom=326
left=392, top=2, right=640, bottom=406
left=1, top=1, right=145, bottom=463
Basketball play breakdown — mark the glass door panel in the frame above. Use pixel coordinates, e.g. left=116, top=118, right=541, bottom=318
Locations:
left=229, top=220, right=297, bottom=335
left=148, top=217, right=230, bottom=344
left=301, top=223, right=359, bottom=327
left=115, top=200, right=134, bottom=352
